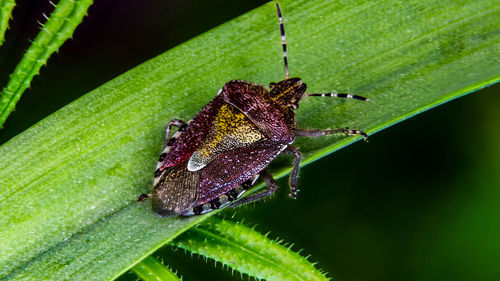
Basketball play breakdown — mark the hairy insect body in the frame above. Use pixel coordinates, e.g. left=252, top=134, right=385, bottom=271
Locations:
left=150, top=80, right=305, bottom=217
left=139, top=3, right=368, bottom=217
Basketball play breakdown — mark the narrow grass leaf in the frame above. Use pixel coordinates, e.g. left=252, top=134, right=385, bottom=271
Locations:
left=132, top=256, right=181, bottom=281
left=0, top=0, right=15, bottom=45
left=0, top=0, right=498, bottom=280
left=0, top=0, right=93, bottom=127
left=173, top=216, right=328, bottom=281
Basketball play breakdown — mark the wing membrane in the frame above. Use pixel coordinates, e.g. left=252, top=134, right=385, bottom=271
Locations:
left=151, top=162, right=200, bottom=217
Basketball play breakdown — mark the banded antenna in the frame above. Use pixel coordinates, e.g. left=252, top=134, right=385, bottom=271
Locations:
left=276, top=2, right=369, bottom=102
left=275, top=2, right=289, bottom=79
left=307, top=92, right=369, bottom=101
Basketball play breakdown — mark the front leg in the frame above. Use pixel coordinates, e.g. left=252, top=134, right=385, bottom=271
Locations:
left=296, top=127, right=368, bottom=141
left=164, top=118, right=188, bottom=147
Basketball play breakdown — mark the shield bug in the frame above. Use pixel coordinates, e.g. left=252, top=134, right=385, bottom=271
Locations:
left=138, top=2, right=368, bottom=217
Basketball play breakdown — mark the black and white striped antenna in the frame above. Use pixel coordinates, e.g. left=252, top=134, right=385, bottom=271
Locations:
left=307, top=92, right=369, bottom=101
left=275, top=2, right=289, bottom=79
left=276, top=2, right=369, bottom=102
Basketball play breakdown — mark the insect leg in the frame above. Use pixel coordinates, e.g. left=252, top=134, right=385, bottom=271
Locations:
left=284, top=145, right=301, bottom=198
left=182, top=178, right=257, bottom=216
left=230, top=170, right=278, bottom=208
left=296, top=127, right=368, bottom=141
left=137, top=193, right=151, bottom=202
left=164, top=118, right=188, bottom=147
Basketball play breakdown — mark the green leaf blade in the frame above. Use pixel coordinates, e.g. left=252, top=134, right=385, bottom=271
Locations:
left=0, top=0, right=499, bottom=280
left=2, top=204, right=210, bottom=281
left=173, top=217, right=328, bottom=281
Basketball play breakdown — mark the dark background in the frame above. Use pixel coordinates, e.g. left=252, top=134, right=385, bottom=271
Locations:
left=1, top=1, right=499, bottom=281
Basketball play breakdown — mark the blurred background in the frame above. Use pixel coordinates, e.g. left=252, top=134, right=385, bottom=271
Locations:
left=1, top=1, right=499, bottom=281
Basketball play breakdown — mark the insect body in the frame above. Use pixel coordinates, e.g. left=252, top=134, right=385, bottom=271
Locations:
left=138, top=3, right=368, bottom=217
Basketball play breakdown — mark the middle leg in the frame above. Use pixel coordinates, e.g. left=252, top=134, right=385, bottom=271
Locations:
left=230, top=170, right=278, bottom=208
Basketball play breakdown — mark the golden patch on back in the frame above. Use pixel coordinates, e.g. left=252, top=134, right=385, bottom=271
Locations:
left=187, top=104, right=264, bottom=171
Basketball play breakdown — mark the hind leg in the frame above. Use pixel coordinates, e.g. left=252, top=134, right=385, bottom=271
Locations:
left=230, top=170, right=278, bottom=208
